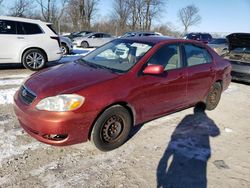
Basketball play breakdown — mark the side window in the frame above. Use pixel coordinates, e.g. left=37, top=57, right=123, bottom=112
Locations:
left=94, top=34, right=102, bottom=38
left=184, top=44, right=212, bottom=66
left=103, top=34, right=111, bottom=38
left=22, top=22, right=43, bottom=34
left=148, top=44, right=181, bottom=71
left=16, top=22, right=25, bottom=34
left=0, top=20, right=16, bottom=34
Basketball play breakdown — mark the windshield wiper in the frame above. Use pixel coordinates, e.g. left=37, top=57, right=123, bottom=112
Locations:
left=77, top=59, right=121, bottom=73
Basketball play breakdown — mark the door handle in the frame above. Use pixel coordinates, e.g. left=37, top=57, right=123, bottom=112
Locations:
left=17, top=37, right=24, bottom=39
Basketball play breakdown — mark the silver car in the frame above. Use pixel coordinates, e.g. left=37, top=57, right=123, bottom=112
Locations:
left=73, top=32, right=114, bottom=48
left=60, top=36, right=73, bottom=55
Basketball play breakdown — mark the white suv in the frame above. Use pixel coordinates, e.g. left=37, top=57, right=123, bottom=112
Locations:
left=0, top=16, right=62, bottom=70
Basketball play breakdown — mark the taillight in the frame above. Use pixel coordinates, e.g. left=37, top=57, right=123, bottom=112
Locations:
left=50, top=36, right=60, bottom=47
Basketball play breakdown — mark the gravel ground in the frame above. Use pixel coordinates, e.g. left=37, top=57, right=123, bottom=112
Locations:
left=0, top=65, right=249, bottom=188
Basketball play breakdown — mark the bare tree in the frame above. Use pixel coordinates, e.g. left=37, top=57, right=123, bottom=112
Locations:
left=84, top=0, right=99, bottom=29
left=178, top=4, right=201, bottom=34
left=36, top=0, right=68, bottom=22
left=112, top=0, right=130, bottom=34
left=66, top=0, right=99, bottom=30
left=9, top=0, right=34, bottom=17
left=144, top=0, right=165, bottom=30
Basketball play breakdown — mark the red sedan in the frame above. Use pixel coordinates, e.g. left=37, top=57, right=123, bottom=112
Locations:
left=14, top=37, right=231, bottom=151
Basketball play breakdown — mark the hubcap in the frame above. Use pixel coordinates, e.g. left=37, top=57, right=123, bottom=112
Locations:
left=26, top=52, right=45, bottom=69
left=101, top=115, right=123, bottom=143
left=209, top=88, right=219, bottom=105
left=61, top=46, right=67, bottom=55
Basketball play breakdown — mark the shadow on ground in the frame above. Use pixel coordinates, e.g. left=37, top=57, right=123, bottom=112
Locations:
left=157, top=103, right=220, bottom=188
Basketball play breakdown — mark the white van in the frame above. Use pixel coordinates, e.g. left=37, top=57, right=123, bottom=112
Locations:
left=0, top=16, right=62, bottom=70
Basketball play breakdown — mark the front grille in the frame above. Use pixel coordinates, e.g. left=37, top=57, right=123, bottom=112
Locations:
left=19, top=86, right=36, bottom=105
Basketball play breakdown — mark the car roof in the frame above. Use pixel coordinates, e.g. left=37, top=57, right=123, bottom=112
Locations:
left=116, top=36, right=210, bottom=47
left=116, top=36, right=179, bottom=44
left=0, top=16, right=50, bottom=24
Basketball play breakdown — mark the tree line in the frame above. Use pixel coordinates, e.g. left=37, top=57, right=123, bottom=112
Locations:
left=0, top=0, right=201, bottom=36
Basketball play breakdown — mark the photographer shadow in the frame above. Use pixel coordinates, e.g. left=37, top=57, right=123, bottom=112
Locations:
left=157, top=103, right=220, bottom=188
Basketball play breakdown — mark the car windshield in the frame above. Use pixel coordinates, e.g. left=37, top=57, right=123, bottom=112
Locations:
left=81, top=39, right=153, bottom=73
left=209, top=38, right=227, bottom=44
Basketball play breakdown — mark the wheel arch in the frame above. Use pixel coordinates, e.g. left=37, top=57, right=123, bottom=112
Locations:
left=88, top=101, right=136, bottom=140
left=21, top=47, right=48, bottom=63
left=81, top=40, right=89, bottom=47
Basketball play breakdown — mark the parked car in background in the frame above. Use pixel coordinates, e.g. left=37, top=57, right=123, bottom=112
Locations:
left=73, top=32, right=114, bottom=48
left=121, top=31, right=163, bottom=38
left=60, top=36, right=73, bottom=55
left=0, top=16, right=62, bottom=71
left=208, top=38, right=228, bottom=55
left=222, top=33, right=250, bottom=83
left=65, top=31, right=92, bottom=40
left=14, top=37, right=231, bottom=151
left=184, top=32, right=213, bottom=44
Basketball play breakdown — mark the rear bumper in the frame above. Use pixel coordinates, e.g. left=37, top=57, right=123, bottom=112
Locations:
left=13, top=91, right=96, bottom=146
left=231, top=71, right=250, bottom=83
left=230, top=61, right=250, bottom=83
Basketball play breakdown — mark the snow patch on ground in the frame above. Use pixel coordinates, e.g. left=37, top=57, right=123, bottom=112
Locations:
left=0, top=78, right=24, bottom=86
left=225, top=84, right=238, bottom=94
left=0, top=73, right=31, bottom=79
left=0, top=128, right=43, bottom=166
left=0, top=88, right=19, bottom=105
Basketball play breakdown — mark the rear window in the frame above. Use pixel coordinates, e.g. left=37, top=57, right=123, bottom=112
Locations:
left=0, top=20, right=16, bottom=34
left=22, top=22, right=43, bottom=34
left=47, top=24, right=57, bottom=34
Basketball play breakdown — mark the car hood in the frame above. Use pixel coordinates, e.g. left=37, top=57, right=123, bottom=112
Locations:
left=226, top=33, right=250, bottom=51
left=24, top=62, right=119, bottom=98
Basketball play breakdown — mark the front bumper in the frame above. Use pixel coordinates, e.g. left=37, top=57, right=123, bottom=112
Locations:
left=13, top=91, right=95, bottom=146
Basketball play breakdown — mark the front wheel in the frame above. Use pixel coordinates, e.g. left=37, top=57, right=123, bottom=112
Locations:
left=91, top=105, right=132, bottom=151
left=205, top=82, right=222, bottom=110
left=81, top=41, right=89, bottom=48
left=22, top=49, right=47, bottom=71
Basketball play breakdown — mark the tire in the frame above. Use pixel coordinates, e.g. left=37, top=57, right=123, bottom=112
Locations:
left=81, top=41, right=89, bottom=48
left=205, top=82, right=222, bottom=110
left=91, top=105, right=132, bottom=151
left=61, top=43, right=69, bottom=55
left=22, top=49, right=47, bottom=71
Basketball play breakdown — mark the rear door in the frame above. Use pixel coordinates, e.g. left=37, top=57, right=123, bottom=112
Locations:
left=183, top=43, right=216, bottom=105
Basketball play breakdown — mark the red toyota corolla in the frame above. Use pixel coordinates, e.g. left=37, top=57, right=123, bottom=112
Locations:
left=14, top=37, right=231, bottom=151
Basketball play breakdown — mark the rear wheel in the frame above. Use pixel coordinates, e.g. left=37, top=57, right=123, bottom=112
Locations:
left=22, top=49, right=47, bottom=71
left=205, top=82, right=222, bottom=110
left=81, top=41, right=89, bottom=48
left=91, top=105, right=132, bottom=151
left=61, top=43, right=69, bottom=55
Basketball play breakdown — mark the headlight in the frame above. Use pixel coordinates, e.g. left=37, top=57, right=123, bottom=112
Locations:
left=36, top=94, right=85, bottom=112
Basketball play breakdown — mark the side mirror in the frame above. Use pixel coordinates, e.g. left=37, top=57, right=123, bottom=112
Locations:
left=91, top=36, right=96, bottom=39
left=143, top=64, right=164, bottom=75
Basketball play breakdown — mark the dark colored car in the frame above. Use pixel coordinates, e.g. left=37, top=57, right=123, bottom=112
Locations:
left=222, top=33, right=250, bottom=83
left=14, top=37, right=232, bottom=151
left=184, top=33, right=213, bottom=44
